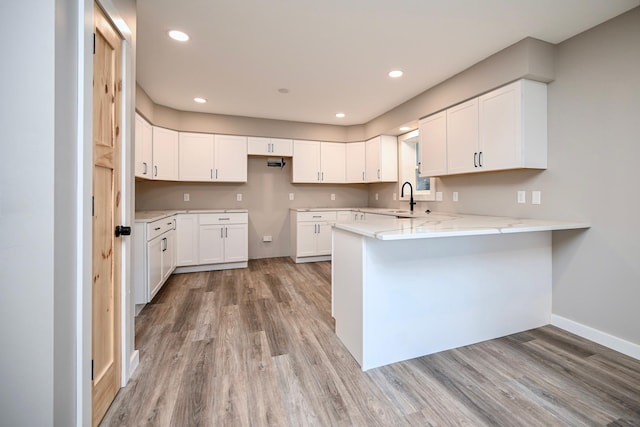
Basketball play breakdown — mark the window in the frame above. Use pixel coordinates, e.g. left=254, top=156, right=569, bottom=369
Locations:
left=398, top=130, right=436, bottom=201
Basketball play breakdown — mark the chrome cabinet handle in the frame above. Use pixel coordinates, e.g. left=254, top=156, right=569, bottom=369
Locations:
left=474, top=152, right=478, bottom=168
left=154, top=227, right=161, bottom=231
left=225, top=227, right=228, bottom=238
left=220, top=228, right=224, bottom=238
left=479, top=151, right=483, bottom=167
left=362, top=171, right=365, bottom=181
left=154, top=165, right=158, bottom=177
left=143, top=162, right=148, bottom=174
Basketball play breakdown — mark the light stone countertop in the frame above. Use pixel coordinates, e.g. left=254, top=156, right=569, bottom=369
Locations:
left=333, top=212, right=590, bottom=240
left=135, top=209, right=248, bottom=223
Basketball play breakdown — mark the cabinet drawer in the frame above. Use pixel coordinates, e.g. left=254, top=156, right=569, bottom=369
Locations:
left=146, top=216, right=176, bottom=240
left=297, top=211, right=337, bottom=222
left=199, top=212, right=248, bottom=225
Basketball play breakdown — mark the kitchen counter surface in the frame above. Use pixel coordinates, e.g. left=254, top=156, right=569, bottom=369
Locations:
left=333, top=212, right=590, bottom=240
left=135, top=209, right=248, bottom=223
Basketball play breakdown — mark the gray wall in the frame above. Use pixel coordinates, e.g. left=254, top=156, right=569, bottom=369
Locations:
left=136, top=158, right=369, bottom=258
left=413, top=8, right=640, bottom=345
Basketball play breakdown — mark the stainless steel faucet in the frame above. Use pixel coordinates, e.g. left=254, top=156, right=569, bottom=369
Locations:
left=401, top=181, right=417, bottom=212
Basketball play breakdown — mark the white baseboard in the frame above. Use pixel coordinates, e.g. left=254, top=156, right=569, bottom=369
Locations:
left=551, top=314, right=640, bottom=360
left=128, top=350, right=140, bottom=379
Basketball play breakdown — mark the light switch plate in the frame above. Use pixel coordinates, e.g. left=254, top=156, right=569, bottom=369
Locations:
left=289, top=193, right=294, bottom=201
left=453, top=192, right=459, bottom=202
left=517, top=191, right=526, bottom=204
left=532, top=191, right=541, bottom=205
left=436, top=192, right=443, bottom=201
left=183, top=193, right=190, bottom=202
left=236, top=193, right=242, bottom=202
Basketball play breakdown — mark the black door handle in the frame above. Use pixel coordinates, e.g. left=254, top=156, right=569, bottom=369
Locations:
left=115, top=225, right=132, bottom=237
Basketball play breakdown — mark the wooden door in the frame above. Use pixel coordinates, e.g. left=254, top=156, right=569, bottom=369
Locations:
left=92, top=4, right=122, bottom=426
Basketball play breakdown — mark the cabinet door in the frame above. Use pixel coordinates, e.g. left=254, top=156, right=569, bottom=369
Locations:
left=247, top=137, right=271, bottom=156
left=346, top=142, right=365, bottom=182
left=214, top=135, right=247, bottom=182
left=379, top=135, right=398, bottom=182
left=135, top=114, right=153, bottom=178
left=147, top=237, right=163, bottom=300
left=224, top=224, right=248, bottom=262
left=479, top=81, right=521, bottom=171
left=152, top=127, right=179, bottom=180
left=419, top=111, right=448, bottom=177
left=321, top=142, right=346, bottom=183
left=316, top=223, right=333, bottom=255
left=176, top=214, right=199, bottom=266
left=178, top=132, right=214, bottom=181
left=199, top=225, right=225, bottom=264
left=447, top=98, right=479, bottom=175
left=161, top=231, right=175, bottom=281
left=365, top=137, right=381, bottom=182
left=293, top=140, right=321, bottom=183
left=270, top=138, right=293, bottom=156
left=296, top=222, right=319, bottom=257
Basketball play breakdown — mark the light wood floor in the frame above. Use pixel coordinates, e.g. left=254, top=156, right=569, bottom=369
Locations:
left=101, top=258, right=640, bottom=426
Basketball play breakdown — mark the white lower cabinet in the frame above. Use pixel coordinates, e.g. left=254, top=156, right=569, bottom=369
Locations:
left=134, top=215, right=177, bottom=305
left=290, top=210, right=337, bottom=263
left=174, top=212, right=248, bottom=271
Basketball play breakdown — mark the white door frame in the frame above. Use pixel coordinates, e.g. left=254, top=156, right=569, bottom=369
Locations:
left=78, top=1, right=136, bottom=425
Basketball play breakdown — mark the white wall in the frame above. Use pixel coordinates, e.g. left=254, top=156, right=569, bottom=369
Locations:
left=0, top=1, right=76, bottom=425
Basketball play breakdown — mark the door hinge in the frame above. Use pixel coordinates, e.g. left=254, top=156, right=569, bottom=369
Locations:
left=92, top=33, right=96, bottom=55
left=92, top=196, right=94, bottom=217
left=91, top=359, right=94, bottom=381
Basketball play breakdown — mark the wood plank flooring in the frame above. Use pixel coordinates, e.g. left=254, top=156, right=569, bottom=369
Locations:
left=101, top=258, right=640, bottom=426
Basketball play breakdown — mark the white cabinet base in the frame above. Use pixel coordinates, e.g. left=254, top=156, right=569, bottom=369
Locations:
left=290, top=254, right=331, bottom=264
left=174, top=261, right=248, bottom=274
left=333, top=228, right=552, bottom=371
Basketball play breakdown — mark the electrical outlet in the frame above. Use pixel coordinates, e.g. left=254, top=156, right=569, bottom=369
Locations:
left=517, top=191, right=526, bottom=204
left=331, top=193, right=335, bottom=201
left=453, top=192, right=459, bottom=202
left=532, top=191, right=541, bottom=205
left=393, top=193, right=397, bottom=201
left=375, top=193, right=379, bottom=201
left=289, top=193, right=294, bottom=201
left=183, top=193, right=190, bottom=202
left=436, top=192, right=443, bottom=201
left=263, top=235, right=273, bottom=242
left=236, top=193, right=242, bottom=202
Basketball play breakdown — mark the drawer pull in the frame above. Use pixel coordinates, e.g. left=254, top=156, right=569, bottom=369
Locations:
left=219, top=217, right=230, bottom=221
left=154, top=227, right=161, bottom=231
left=312, top=215, right=322, bottom=218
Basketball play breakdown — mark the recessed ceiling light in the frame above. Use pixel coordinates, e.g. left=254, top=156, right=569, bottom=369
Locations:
left=168, top=30, right=189, bottom=42
left=193, top=97, right=207, bottom=103
left=388, top=70, right=404, bottom=78
left=335, top=113, right=346, bottom=118
left=399, top=126, right=410, bottom=132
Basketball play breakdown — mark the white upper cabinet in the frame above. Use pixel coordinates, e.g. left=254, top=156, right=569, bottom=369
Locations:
left=178, top=133, right=247, bottom=182
left=293, top=140, right=346, bottom=183
left=418, top=111, right=447, bottom=177
left=365, top=135, right=398, bottom=182
left=134, top=113, right=153, bottom=179
left=320, top=142, right=346, bottom=183
left=346, top=142, right=366, bottom=183
left=446, top=98, right=480, bottom=175
left=214, top=135, right=248, bottom=182
left=479, top=79, right=547, bottom=171
left=152, top=127, right=179, bottom=180
left=178, top=132, right=214, bottom=181
left=292, top=140, right=321, bottom=183
left=248, top=137, right=293, bottom=156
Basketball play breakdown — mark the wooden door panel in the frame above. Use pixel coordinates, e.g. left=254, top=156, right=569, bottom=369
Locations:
left=92, top=4, right=122, bottom=426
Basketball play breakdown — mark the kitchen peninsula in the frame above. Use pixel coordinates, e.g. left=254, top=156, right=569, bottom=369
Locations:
left=331, top=213, right=589, bottom=371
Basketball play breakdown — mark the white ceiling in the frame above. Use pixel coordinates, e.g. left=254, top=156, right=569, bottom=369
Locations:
left=136, top=0, right=639, bottom=126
